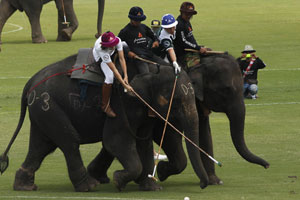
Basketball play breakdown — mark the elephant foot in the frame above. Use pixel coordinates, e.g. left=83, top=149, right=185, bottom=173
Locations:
left=139, top=178, right=162, bottom=191
left=32, top=36, right=47, bottom=44
left=57, top=28, right=72, bottom=41
left=74, top=175, right=100, bottom=192
left=87, top=164, right=110, bottom=184
left=200, top=179, right=209, bottom=189
left=208, top=175, right=223, bottom=185
left=13, top=168, right=38, bottom=191
left=113, top=170, right=128, bottom=191
left=157, top=161, right=169, bottom=182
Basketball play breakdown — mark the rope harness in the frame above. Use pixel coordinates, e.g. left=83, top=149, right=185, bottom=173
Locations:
left=27, top=65, right=87, bottom=95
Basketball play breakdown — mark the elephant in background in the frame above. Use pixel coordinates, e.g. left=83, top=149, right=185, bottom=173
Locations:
left=0, top=0, right=105, bottom=48
left=0, top=55, right=209, bottom=191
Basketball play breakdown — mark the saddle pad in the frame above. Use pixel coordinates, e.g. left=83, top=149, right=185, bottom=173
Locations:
left=71, top=48, right=104, bottom=83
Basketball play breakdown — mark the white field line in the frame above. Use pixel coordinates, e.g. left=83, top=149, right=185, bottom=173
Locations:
left=245, top=102, right=300, bottom=106
left=2, top=23, right=24, bottom=34
left=0, top=76, right=30, bottom=79
left=261, top=68, right=300, bottom=71
left=0, top=196, right=173, bottom=200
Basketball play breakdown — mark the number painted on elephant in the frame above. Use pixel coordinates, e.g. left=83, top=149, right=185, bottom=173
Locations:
left=41, top=92, right=50, bottom=111
left=28, top=90, right=36, bottom=106
left=27, top=90, right=51, bottom=111
left=181, top=82, right=194, bottom=95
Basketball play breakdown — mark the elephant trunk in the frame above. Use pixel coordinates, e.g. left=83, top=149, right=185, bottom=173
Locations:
left=226, top=101, right=269, bottom=168
left=182, top=102, right=209, bottom=188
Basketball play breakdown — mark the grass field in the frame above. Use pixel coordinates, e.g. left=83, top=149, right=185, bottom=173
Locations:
left=0, top=0, right=300, bottom=199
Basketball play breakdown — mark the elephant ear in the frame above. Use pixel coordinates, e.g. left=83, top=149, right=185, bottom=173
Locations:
left=188, top=65, right=204, bottom=101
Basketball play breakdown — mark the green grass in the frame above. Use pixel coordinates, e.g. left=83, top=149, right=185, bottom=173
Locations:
left=0, top=0, right=300, bottom=199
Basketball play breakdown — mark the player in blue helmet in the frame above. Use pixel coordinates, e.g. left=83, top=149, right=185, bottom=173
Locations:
left=155, top=14, right=181, bottom=74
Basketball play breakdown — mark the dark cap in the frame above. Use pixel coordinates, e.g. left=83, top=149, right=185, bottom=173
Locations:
left=128, top=6, right=146, bottom=21
left=151, top=20, right=161, bottom=28
left=180, top=2, right=197, bottom=15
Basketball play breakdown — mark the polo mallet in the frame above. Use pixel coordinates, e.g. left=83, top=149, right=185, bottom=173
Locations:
left=60, top=0, right=70, bottom=26
left=135, top=55, right=160, bottom=66
left=185, top=48, right=227, bottom=55
left=148, top=75, right=178, bottom=181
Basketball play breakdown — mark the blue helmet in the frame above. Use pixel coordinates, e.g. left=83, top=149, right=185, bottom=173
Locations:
left=128, top=6, right=146, bottom=21
left=161, top=14, right=178, bottom=28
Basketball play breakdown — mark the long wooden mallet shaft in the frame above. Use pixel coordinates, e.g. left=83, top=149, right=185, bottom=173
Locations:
left=185, top=48, right=226, bottom=54
left=134, top=55, right=159, bottom=65
left=148, top=75, right=178, bottom=181
left=60, top=0, right=70, bottom=25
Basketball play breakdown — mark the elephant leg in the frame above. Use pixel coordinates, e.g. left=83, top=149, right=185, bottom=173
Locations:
left=103, top=128, right=142, bottom=191
left=35, top=108, right=99, bottom=192
left=154, top=126, right=188, bottom=182
left=55, top=0, right=78, bottom=41
left=198, top=114, right=223, bottom=185
left=87, top=147, right=114, bottom=184
left=0, top=0, right=17, bottom=46
left=135, top=129, right=162, bottom=191
left=23, top=2, right=47, bottom=43
left=14, top=122, right=57, bottom=191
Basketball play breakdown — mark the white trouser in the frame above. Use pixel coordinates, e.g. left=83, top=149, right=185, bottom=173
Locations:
left=101, top=62, right=114, bottom=84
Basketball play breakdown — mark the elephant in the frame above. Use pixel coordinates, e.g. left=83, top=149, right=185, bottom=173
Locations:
left=150, top=54, right=270, bottom=185
left=91, top=54, right=270, bottom=186
left=0, top=0, right=105, bottom=48
left=0, top=54, right=210, bottom=192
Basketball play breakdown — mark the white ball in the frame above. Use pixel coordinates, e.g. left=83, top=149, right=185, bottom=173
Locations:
left=184, top=197, right=190, bottom=200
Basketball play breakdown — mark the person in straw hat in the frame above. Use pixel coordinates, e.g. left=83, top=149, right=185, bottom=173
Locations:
left=237, top=45, right=266, bottom=99
left=93, top=31, right=133, bottom=117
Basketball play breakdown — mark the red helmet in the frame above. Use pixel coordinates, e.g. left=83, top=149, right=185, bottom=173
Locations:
left=101, top=31, right=119, bottom=47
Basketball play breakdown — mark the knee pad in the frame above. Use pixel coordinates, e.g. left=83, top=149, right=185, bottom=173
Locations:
left=249, top=84, right=258, bottom=95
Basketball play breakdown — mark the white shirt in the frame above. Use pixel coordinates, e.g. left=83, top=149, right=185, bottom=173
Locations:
left=158, top=29, right=176, bottom=51
left=93, top=36, right=123, bottom=63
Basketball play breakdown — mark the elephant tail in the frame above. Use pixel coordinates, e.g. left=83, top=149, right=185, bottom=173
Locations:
left=0, top=85, right=28, bottom=175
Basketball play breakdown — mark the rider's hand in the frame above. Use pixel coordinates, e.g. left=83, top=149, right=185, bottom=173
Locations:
left=152, top=41, right=159, bottom=48
left=123, top=75, right=129, bottom=85
left=128, top=51, right=137, bottom=59
left=173, top=61, right=181, bottom=75
left=124, top=84, right=133, bottom=92
left=199, top=47, right=207, bottom=54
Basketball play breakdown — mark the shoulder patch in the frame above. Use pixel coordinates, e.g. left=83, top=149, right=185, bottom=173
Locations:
left=103, top=54, right=110, bottom=62
left=162, top=40, right=172, bottom=48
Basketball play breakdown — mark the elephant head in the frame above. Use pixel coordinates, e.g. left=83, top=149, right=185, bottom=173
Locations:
left=129, top=65, right=209, bottom=188
left=188, top=54, right=269, bottom=168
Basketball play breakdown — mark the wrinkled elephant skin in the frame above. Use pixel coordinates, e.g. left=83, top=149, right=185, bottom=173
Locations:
left=0, top=55, right=208, bottom=191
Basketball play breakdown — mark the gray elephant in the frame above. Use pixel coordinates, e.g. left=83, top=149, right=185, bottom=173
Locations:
left=0, top=0, right=105, bottom=47
left=153, top=54, right=270, bottom=184
left=91, top=54, right=270, bottom=186
left=0, top=54, right=209, bottom=191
